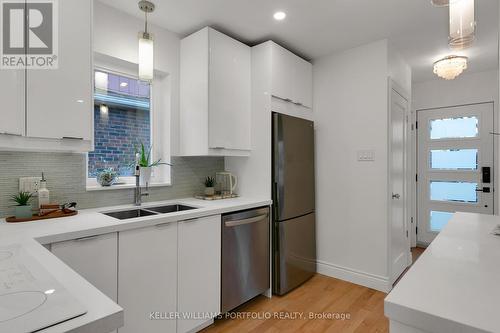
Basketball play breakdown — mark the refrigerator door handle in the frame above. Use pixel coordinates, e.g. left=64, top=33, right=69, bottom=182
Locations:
left=273, top=181, right=280, bottom=220
left=224, top=214, right=269, bottom=227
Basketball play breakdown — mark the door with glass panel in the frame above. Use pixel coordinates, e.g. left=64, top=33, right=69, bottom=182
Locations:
left=417, top=103, right=494, bottom=245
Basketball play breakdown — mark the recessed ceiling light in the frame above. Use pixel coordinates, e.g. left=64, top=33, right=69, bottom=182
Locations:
left=273, top=11, right=286, bottom=21
left=120, top=82, right=128, bottom=87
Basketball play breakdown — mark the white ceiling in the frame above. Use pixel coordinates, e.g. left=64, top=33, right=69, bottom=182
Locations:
left=99, top=0, right=498, bottom=83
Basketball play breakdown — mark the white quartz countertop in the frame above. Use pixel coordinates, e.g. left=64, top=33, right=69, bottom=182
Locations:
left=385, top=212, right=500, bottom=333
left=0, top=197, right=272, bottom=333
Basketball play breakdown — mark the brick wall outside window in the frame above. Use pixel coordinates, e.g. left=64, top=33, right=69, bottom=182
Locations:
left=88, top=105, right=151, bottom=177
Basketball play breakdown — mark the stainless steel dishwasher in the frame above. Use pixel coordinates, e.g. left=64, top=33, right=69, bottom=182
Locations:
left=221, top=206, right=270, bottom=313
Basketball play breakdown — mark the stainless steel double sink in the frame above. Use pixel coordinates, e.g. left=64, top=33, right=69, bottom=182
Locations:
left=103, top=204, right=197, bottom=220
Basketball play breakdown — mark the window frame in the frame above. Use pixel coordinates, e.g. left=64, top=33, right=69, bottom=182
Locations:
left=86, top=60, right=171, bottom=191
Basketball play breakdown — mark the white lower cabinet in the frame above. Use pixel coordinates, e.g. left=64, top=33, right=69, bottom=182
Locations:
left=177, top=215, right=221, bottom=333
left=50, top=214, right=223, bottom=333
left=51, top=233, right=118, bottom=302
left=118, top=222, right=178, bottom=333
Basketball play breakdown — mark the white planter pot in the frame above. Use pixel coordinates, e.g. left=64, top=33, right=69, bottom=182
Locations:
left=15, top=205, right=33, bottom=219
left=204, top=187, right=215, bottom=196
left=140, top=167, right=152, bottom=186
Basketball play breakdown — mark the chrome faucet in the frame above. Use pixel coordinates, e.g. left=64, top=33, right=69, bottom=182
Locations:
left=134, top=153, right=149, bottom=206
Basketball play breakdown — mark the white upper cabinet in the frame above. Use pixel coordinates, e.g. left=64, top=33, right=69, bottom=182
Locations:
left=177, top=215, right=221, bottom=333
left=26, top=0, right=92, bottom=141
left=0, top=0, right=92, bottom=152
left=270, top=42, right=313, bottom=108
left=208, top=29, right=251, bottom=150
left=179, top=27, right=251, bottom=156
left=0, top=70, right=25, bottom=136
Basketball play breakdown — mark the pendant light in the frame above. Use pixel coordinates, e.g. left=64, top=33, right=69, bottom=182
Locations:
left=449, top=0, right=475, bottom=49
left=138, top=0, right=155, bottom=81
left=433, top=56, right=468, bottom=80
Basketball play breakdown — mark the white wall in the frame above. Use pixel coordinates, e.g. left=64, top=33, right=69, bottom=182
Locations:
left=388, top=43, right=412, bottom=95
left=313, top=40, right=392, bottom=291
left=413, top=70, right=498, bottom=110
left=93, top=1, right=181, bottom=155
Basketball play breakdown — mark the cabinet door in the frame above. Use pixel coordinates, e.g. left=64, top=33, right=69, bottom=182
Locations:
left=270, top=43, right=296, bottom=103
left=270, top=43, right=313, bottom=108
left=178, top=215, right=221, bottom=333
left=118, top=223, right=177, bottom=333
left=0, top=70, right=25, bottom=136
left=208, top=28, right=251, bottom=151
left=26, top=0, right=92, bottom=140
left=51, top=233, right=118, bottom=302
left=294, top=57, right=313, bottom=108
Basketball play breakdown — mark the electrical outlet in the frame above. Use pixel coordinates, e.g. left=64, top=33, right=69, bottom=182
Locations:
left=357, top=150, right=375, bottom=162
left=19, top=177, right=43, bottom=195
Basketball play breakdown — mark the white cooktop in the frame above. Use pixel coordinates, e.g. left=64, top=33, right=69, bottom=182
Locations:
left=0, top=245, right=86, bottom=333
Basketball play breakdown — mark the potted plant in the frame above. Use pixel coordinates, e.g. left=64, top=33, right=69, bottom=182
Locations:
left=97, top=168, right=119, bottom=187
left=204, top=176, right=216, bottom=196
left=11, top=192, right=33, bottom=219
left=136, top=142, right=171, bottom=186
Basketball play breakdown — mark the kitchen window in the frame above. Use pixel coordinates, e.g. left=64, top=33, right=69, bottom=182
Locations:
left=87, top=66, right=171, bottom=190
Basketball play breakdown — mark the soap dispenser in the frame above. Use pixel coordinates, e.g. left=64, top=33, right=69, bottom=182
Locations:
left=38, top=173, right=50, bottom=208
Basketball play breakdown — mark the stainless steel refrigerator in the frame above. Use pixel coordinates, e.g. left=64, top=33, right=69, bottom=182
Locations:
left=272, top=112, right=316, bottom=296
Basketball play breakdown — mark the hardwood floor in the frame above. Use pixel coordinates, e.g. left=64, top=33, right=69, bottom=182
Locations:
left=202, top=274, right=388, bottom=333
left=411, top=247, right=425, bottom=263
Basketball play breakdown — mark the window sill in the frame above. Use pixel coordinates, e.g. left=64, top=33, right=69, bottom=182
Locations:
left=86, top=182, right=172, bottom=192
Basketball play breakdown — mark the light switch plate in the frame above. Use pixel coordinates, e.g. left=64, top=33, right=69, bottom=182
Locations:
left=19, top=177, right=43, bottom=195
left=357, top=150, right=375, bottom=162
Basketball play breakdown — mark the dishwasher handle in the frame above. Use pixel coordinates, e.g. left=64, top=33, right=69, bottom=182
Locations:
left=224, top=214, right=268, bottom=228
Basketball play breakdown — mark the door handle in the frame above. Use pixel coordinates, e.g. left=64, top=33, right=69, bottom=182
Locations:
left=224, top=214, right=268, bottom=227
left=392, top=193, right=401, bottom=200
left=1, top=132, right=22, bottom=136
left=74, top=235, right=101, bottom=242
left=476, top=187, right=491, bottom=193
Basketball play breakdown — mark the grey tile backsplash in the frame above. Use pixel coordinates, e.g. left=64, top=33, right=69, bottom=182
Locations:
left=0, top=152, right=224, bottom=218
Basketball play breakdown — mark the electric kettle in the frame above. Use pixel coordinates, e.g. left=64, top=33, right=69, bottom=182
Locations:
left=216, top=172, right=238, bottom=195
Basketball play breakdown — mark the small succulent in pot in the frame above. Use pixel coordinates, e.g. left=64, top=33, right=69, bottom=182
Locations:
left=97, top=168, right=119, bottom=187
left=204, top=176, right=216, bottom=196
left=10, top=192, right=33, bottom=219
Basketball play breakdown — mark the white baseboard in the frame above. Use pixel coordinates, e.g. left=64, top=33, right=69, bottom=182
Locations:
left=316, top=260, right=391, bottom=293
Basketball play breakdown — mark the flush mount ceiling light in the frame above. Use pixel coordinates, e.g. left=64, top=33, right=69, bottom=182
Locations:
left=433, top=55, right=468, bottom=80
left=449, top=0, right=475, bottom=49
left=138, top=0, right=155, bottom=81
left=273, top=11, right=286, bottom=21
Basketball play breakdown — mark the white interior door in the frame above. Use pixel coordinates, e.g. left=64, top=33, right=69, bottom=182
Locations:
left=417, top=103, right=494, bottom=245
left=390, top=87, right=410, bottom=283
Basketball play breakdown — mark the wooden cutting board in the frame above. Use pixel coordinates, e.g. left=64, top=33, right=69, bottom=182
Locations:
left=6, top=210, right=78, bottom=223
